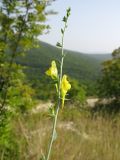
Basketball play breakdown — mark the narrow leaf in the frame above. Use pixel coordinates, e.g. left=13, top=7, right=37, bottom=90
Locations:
left=61, top=28, right=64, bottom=34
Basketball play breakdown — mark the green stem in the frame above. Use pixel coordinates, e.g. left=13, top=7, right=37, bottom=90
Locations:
left=46, top=101, right=60, bottom=160
left=46, top=28, right=66, bottom=160
left=1, top=148, right=5, bottom=160
left=46, top=9, right=70, bottom=160
left=46, top=51, right=64, bottom=160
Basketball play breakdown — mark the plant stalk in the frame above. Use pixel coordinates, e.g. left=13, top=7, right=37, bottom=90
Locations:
left=45, top=8, right=71, bottom=159
left=46, top=21, right=67, bottom=160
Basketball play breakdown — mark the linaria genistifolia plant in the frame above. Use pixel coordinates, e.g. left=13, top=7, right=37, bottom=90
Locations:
left=42, top=8, right=71, bottom=160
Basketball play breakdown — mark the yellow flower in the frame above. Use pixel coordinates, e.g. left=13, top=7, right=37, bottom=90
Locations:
left=61, top=75, right=71, bottom=108
left=45, top=61, right=58, bottom=79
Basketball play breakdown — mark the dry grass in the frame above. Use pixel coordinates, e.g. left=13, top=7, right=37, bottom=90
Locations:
left=13, top=106, right=120, bottom=160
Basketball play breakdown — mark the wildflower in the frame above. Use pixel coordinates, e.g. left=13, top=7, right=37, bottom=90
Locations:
left=61, top=75, right=71, bottom=108
left=46, top=61, right=58, bottom=79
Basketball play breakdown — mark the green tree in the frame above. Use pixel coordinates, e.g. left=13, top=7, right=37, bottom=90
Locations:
left=0, top=0, right=54, bottom=158
left=0, top=0, right=50, bottom=109
left=98, top=47, right=120, bottom=103
left=69, top=78, right=86, bottom=105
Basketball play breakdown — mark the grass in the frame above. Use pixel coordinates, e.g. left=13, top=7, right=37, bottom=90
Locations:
left=11, top=105, right=120, bottom=160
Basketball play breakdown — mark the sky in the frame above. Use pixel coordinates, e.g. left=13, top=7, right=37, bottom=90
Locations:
left=41, top=0, right=120, bottom=53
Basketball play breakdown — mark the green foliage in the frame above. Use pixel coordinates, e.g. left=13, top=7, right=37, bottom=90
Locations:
left=98, top=47, right=120, bottom=102
left=69, top=78, right=86, bottom=105
left=17, top=41, right=105, bottom=81
left=15, top=41, right=111, bottom=98
left=0, top=0, right=54, bottom=158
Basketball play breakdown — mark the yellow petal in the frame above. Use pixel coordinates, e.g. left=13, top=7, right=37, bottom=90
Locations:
left=61, top=75, right=71, bottom=108
left=61, top=75, right=71, bottom=92
left=45, top=61, right=58, bottom=79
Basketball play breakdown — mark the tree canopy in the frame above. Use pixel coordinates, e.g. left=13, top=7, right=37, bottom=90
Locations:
left=0, top=0, right=54, bottom=157
left=98, top=47, right=120, bottom=103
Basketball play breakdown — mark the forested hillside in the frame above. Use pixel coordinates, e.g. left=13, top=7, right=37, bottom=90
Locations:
left=16, top=41, right=111, bottom=81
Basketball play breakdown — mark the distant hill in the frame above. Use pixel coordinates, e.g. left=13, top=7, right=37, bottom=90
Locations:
left=88, top=54, right=112, bottom=61
left=16, top=41, right=111, bottom=81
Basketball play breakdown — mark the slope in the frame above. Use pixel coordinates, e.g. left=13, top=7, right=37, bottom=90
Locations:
left=16, top=41, right=111, bottom=81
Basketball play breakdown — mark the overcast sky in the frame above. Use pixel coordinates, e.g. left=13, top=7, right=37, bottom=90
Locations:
left=40, top=0, right=120, bottom=53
